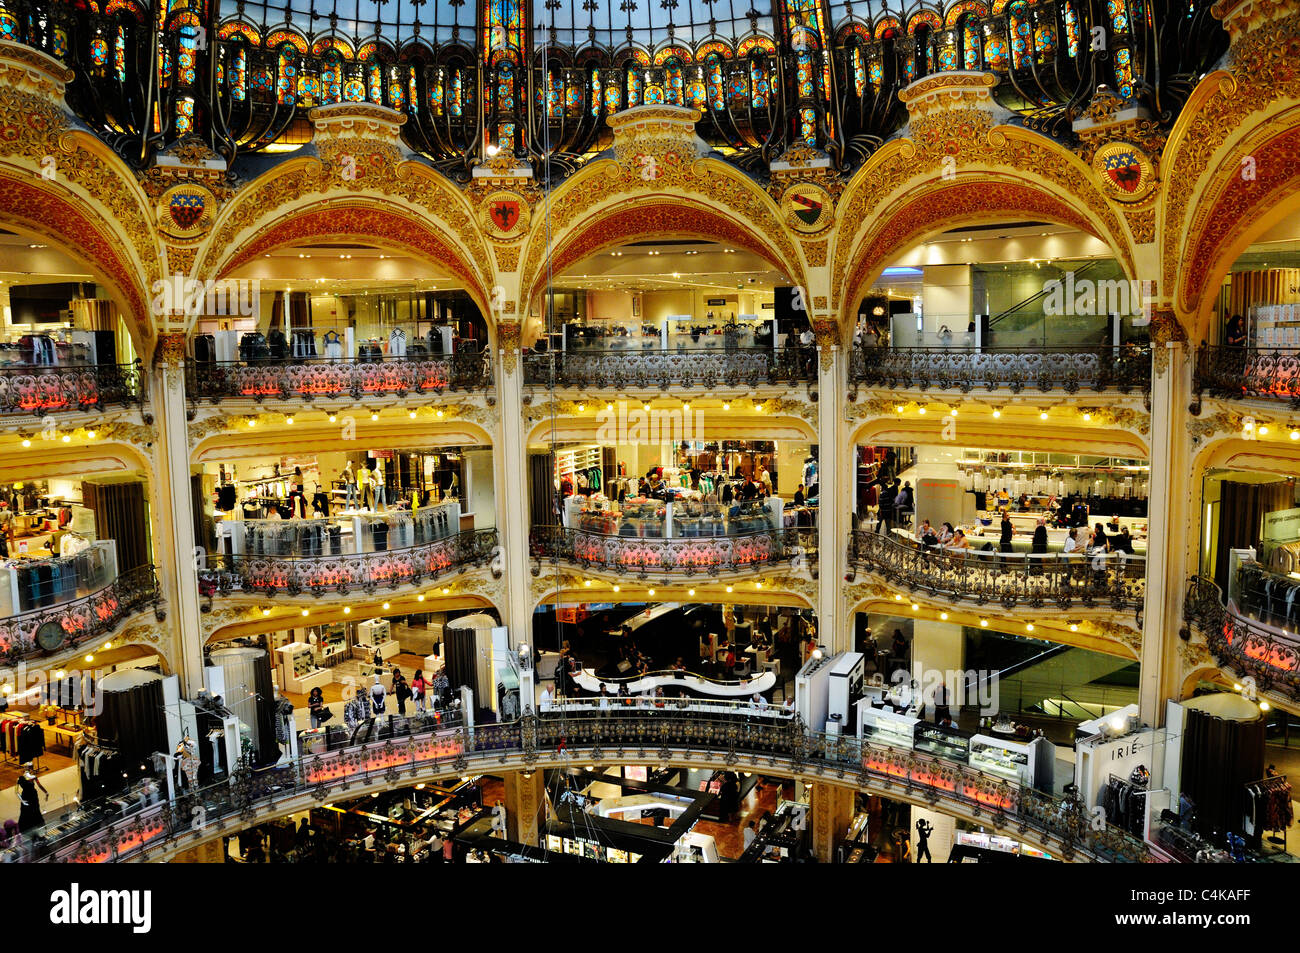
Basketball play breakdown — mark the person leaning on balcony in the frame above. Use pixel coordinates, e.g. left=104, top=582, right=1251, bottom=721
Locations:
left=950, top=528, right=970, bottom=549
left=1225, top=313, right=1247, bottom=348
left=1031, top=519, right=1048, bottom=555
left=938, top=522, right=955, bottom=545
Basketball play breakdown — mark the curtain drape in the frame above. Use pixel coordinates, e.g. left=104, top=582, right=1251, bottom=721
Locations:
left=1227, top=269, right=1300, bottom=324
left=98, top=676, right=166, bottom=767
left=529, top=452, right=556, bottom=527
left=83, top=480, right=149, bottom=572
left=444, top=625, right=477, bottom=697
left=1214, top=480, right=1294, bottom=591
left=1181, top=707, right=1265, bottom=840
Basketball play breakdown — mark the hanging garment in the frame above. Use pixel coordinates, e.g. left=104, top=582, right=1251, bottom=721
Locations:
left=322, top=330, right=343, bottom=361
left=290, top=330, right=318, bottom=359
left=388, top=328, right=407, bottom=357
left=266, top=328, right=288, bottom=360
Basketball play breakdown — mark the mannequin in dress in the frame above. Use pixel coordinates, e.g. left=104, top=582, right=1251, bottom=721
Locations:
left=343, top=462, right=357, bottom=509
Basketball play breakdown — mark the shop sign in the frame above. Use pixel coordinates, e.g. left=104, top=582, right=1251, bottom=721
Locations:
left=1263, top=507, right=1300, bottom=541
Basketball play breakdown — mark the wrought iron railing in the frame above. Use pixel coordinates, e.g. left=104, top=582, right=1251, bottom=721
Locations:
left=523, top=346, right=817, bottom=391
left=186, top=350, right=492, bottom=405
left=847, top=529, right=1145, bottom=611
left=198, top=529, right=499, bottom=599
left=19, top=708, right=1148, bottom=863
left=0, top=362, right=145, bottom=415
left=848, top=346, right=1152, bottom=394
left=1184, top=575, right=1300, bottom=701
left=0, top=564, right=162, bottom=663
left=530, top=525, right=817, bottom=578
left=1194, top=346, right=1300, bottom=408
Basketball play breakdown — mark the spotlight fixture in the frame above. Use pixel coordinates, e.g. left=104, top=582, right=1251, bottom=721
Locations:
left=992, top=408, right=1002, bottom=418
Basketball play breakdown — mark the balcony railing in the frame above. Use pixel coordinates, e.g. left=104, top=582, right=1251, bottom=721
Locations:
left=848, top=530, right=1145, bottom=611
left=198, top=529, right=499, bottom=599
left=848, top=346, right=1152, bottom=394
left=1185, top=575, right=1300, bottom=701
left=523, top=346, right=817, bottom=391
left=530, top=525, right=817, bottom=578
left=19, top=708, right=1148, bottom=864
left=186, top=350, right=492, bottom=405
left=1194, top=346, right=1300, bottom=407
left=0, top=362, right=145, bottom=416
left=0, top=564, right=162, bottom=663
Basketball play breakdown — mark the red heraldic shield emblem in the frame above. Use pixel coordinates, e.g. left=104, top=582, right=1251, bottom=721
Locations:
left=169, top=192, right=206, bottom=229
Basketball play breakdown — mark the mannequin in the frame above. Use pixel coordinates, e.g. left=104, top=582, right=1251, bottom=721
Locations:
left=370, top=674, right=387, bottom=716
left=343, top=462, right=357, bottom=509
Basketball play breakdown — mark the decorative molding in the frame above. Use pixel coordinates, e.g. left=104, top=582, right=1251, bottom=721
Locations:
left=497, top=321, right=522, bottom=376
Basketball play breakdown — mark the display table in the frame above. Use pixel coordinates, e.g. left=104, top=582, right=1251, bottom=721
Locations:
left=573, top=668, right=775, bottom=698
left=276, top=642, right=332, bottom=694
left=352, top=639, right=400, bottom=661
left=423, top=653, right=445, bottom=675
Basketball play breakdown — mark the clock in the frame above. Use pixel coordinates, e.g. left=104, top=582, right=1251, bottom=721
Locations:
left=35, top=621, right=65, bottom=653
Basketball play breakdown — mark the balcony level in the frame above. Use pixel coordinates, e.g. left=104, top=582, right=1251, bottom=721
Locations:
left=198, top=529, right=499, bottom=603
left=848, top=529, right=1146, bottom=615
left=34, top=707, right=1148, bottom=865
left=186, top=350, right=493, bottom=409
left=524, top=345, right=818, bottom=396
left=1186, top=575, right=1300, bottom=711
left=0, top=362, right=146, bottom=420
left=850, top=344, right=1152, bottom=396
left=1194, top=345, right=1300, bottom=410
left=0, top=564, right=163, bottom=667
left=530, top=525, right=818, bottom=581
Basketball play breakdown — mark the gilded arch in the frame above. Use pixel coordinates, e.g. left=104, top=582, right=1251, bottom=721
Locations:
left=195, top=133, right=495, bottom=322
left=0, top=174, right=154, bottom=355
left=1171, top=109, right=1300, bottom=338
left=0, top=43, right=162, bottom=352
left=1156, top=10, right=1300, bottom=333
left=831, top=76, right=1137, bottom=324
left=517, top=106, right=809, bottom=323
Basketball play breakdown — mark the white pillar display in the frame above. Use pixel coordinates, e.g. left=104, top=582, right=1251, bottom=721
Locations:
left=153, top=338, right=205, bottom=693
left=910, top=620, right=966, bottom=712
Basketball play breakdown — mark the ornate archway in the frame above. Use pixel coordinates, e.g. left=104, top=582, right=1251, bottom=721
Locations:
left=517, top=106, right=810, bottom=326
left=832, top=73, right=1137, bottom=325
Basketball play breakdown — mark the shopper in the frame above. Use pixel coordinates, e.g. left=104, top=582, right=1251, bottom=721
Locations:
left=743, top=820, right=759, bottom=851
left=915, top=818, right=934, bottom=863
left=411, top=670, right=428, bottom=712
left=999, top=511, right=1014, bottom=553
left=1031, top=518, right=1048, bottom=554
left=598, top=684, right=611, bottom=710
left=433, top=670, right=450, bottom=708
left=719, top=773, right=741, bottom=823
left=793, top=484, right=805, bottom=506
left=393, top=671, right=410, bottom=716
left=308, top=686, right=326, bottom=729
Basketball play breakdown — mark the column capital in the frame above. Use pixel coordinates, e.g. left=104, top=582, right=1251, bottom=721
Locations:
left=154, top=332, right=188, bottom=369
left=812, top=318, right=842, bottom=371
left=497, top=320, right=522, bottom=376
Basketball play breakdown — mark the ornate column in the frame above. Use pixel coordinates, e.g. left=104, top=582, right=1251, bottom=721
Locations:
left=813, top=314, right=846, bottom=652
left=494, top=319, right=532, bottom=640
left=502, top=768, right=545, bottom=846
left=151, top=332, right=205, bottom=692
left=1138, top=313, right=1193, bottom=724
left=808, top=781, right=855, bottom=863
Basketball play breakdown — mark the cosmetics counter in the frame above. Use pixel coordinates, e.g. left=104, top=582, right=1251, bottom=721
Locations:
left=857, top=704, right=1054, bottom=789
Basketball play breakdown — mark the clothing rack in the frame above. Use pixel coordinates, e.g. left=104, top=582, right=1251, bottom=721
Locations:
left=1244, top=774, right=1293, bottom=848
